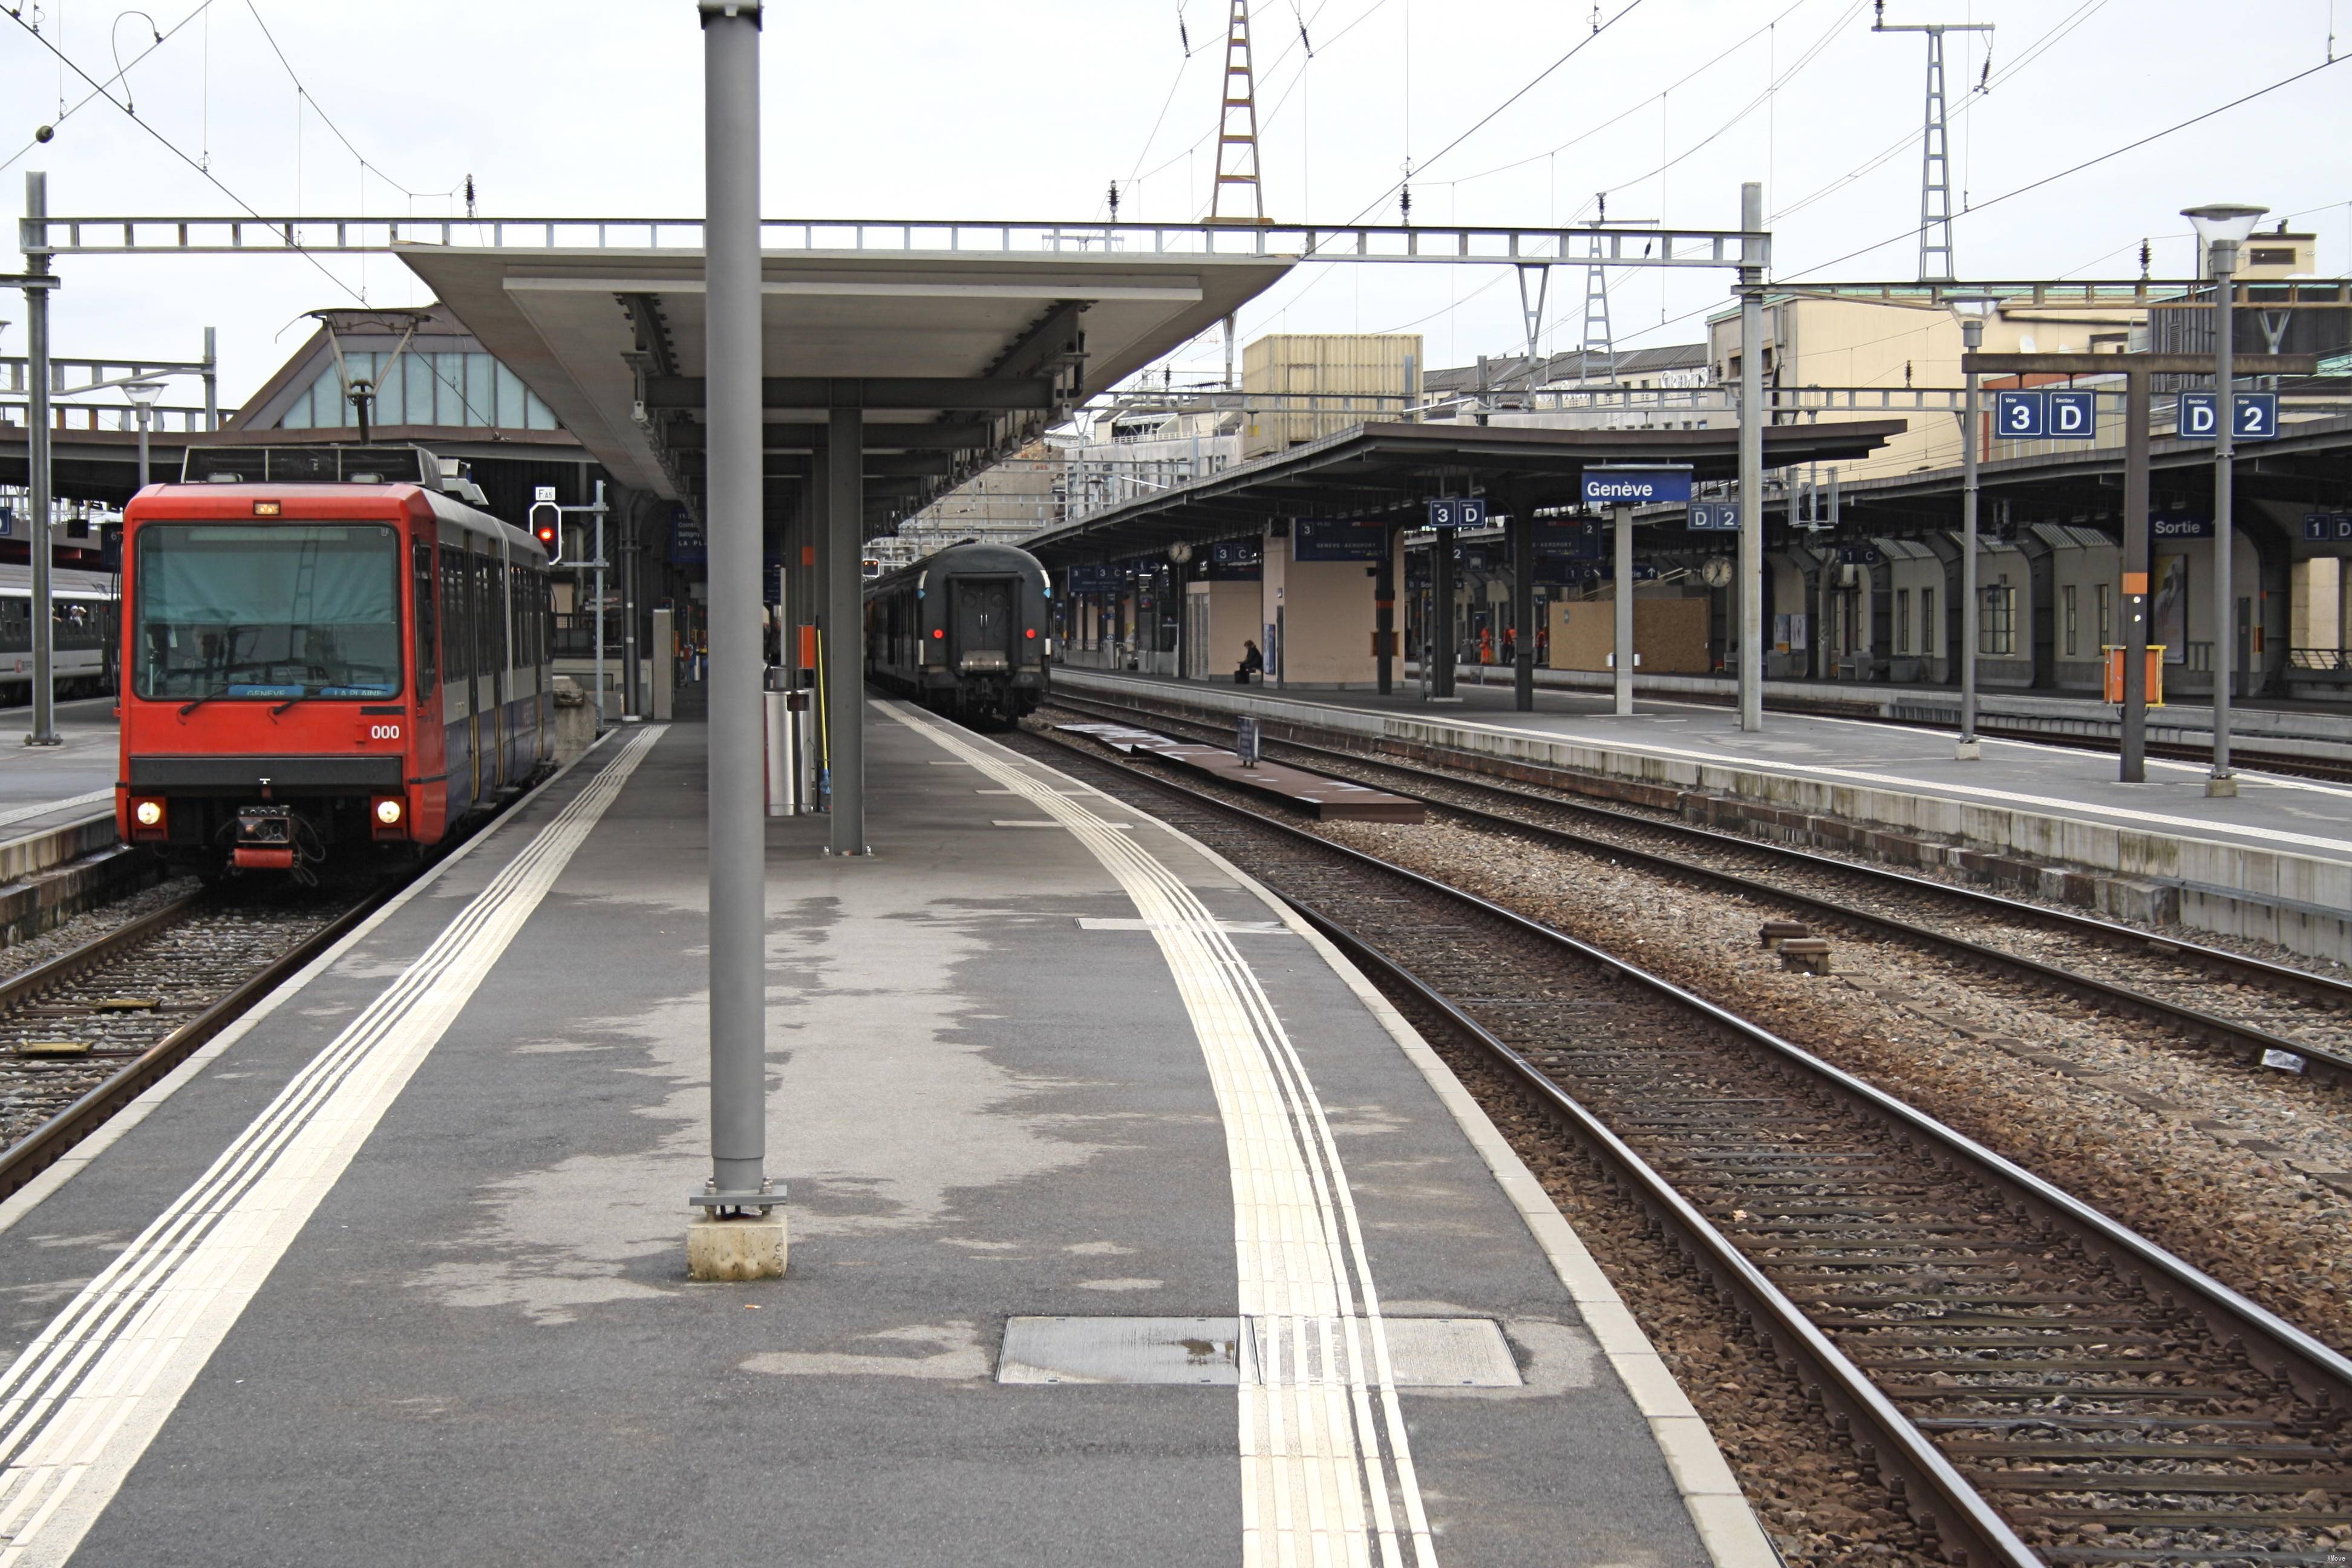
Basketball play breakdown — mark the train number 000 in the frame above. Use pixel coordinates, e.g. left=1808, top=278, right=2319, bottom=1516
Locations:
left=369, top=724, right=403, bottom=740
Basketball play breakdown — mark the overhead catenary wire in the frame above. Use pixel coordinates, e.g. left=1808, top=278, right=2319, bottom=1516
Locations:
left=0, top=0, right=216, bottom=173
left=1, top=4, right=365, bottom=304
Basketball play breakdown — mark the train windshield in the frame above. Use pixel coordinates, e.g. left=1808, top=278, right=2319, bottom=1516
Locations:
left=133, top=524, right=402, bottom=701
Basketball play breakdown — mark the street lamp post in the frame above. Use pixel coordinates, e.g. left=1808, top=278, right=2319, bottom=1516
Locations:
left=1945, top=293, right=1999, bottom=760
left=2181, top=202, right=2267, bottom=799
left=123, top=379, right=164, bottom=492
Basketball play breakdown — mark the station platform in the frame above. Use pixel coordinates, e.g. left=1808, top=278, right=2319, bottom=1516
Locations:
left=1057, top=668, right=2352, bottom=968
left=0, top=697, right=122, bottom=837
left=0, top=701, right=1762, bottom=1567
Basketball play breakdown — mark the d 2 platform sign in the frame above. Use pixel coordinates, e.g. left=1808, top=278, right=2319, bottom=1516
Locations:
left=1687, top=501, right=1740, bottom=531
left=2178, top=391, right=2279, bottom=441
left=1583, top=466, right=1693, bottom=507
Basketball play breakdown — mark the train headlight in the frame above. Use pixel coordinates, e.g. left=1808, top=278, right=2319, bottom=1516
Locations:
left=133, top=800, right=163, bottom=828
left=374, top=797, right=404, bottom=826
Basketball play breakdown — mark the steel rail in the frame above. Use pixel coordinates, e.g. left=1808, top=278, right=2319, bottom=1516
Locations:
left=1293, top=907, right=2040, bottom=1568
left=0, top=890, right=392, bottom=1203
left=1050, top=692, right=2352, bottom=1080
left=1026, top=729, right=2352, bottom=1542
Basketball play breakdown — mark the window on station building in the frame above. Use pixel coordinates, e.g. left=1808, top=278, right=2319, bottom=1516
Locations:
left=2096, top=583, right=2114, bottom=651
left=2062, top=584, right=2079, bottom=658
left=1895, top=589, right=1912, bottom=655
left=275, top=350, right=561, bottom=432
left=1979, top=581, right=2017, bottom=656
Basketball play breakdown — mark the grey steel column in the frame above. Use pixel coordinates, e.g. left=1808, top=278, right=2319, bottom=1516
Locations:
left=698, top=0, right=768, bottom=1204
left=1511, top=498, right=1535, bottom=711
left=1430, top=523, right=1456, bottom=699
left=1613, top=503, right=1635, bottom=716
left=202, top=325, right=218, bottom=430
left=23, top=173, right=58, bottom=748
left=2208, top=263, right=2238, bottom=796
left=826, top=403, right=866, bottom=854
left=1736, top=181, right=1765, bottom=733
left=135, top=405, right=151, bottom=490
left=622, top=499, right=642, bottom=720
left=2120, top=369, right=2149, bottom=782
left=592, top=479, right=607, bottom=731
left=1957, top=322, right=1982, bottom=759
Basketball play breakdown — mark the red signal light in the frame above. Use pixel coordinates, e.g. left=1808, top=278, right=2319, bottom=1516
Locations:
left=932, top=628, right=944, bottom=639
left=1025, top=628, right=1036, bottom=638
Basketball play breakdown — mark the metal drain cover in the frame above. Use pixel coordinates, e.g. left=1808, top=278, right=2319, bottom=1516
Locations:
left=998, top=1316, right=1521, bottom=1388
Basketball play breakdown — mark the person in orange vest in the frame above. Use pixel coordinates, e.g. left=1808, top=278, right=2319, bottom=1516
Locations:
left=1501, top=627, right=1517, bottom=665
left=1477, top=626, right=1494, bottom=665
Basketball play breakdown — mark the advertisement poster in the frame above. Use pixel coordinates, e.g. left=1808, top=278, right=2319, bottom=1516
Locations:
left=2152, top=553, right=2189, bottom=664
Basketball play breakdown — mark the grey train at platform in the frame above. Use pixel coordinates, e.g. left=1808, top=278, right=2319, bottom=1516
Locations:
left=864, top=542, right=1052, bottom=725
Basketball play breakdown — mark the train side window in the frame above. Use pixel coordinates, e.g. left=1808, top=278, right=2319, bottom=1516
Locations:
left=439, top=543, right=468, bottom=682
left=491, top=558, right=509, bottom=674
left=414, top=541, right=438, bottom=697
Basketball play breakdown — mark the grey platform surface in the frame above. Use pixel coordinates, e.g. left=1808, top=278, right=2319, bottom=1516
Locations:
left=0, top=703, right=1719, bottom=1567
left=1068, top=669, right=2352, bottom=869
left=0, top=696, right=120, bottom=834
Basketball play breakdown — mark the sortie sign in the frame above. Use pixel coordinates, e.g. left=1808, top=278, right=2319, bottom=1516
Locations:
left=1581, top=465, right=1694, bottom=506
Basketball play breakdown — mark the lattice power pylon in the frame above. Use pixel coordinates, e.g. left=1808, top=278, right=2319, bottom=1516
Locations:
left=1207, top=1, right=1270, bottom=226
left=1576, top=226, right=1616, bottom=384
left=1873, top=2, right=1992, bottom=283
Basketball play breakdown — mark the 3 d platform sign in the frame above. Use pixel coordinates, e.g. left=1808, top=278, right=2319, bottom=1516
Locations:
left=1427, top=497, right=1488, bottom=529
left=1583, top=466, right=1694, bottom=507
left=1994, top=388, right=2098, bottom=440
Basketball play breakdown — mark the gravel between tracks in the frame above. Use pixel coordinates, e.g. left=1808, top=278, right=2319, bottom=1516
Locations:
left=1313, top=812, right=2352, bottom=1353
left=1396, top=992, right=1945, bottom=1567
left=1035, top=711, right=2352, bottom=1350
left=0, top=878, right=198, bottom=984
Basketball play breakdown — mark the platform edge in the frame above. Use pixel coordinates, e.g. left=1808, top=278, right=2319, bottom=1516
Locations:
left=997, top=715, right=1780, bottom=1568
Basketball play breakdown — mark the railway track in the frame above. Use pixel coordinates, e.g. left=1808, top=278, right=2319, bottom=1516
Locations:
left=1014, top=725, right=2352, bottom=1568
left=0, top=883, right=388, bottom=1201
left=1047, top=691, right=2352, bottom=1089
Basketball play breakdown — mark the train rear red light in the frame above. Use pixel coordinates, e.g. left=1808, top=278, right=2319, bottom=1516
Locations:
left=1025, top=628, right=1036, bottom=638
left=932, top=629, right=944, bottom=639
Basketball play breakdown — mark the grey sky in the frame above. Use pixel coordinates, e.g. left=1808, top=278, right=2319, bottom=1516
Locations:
left=4, top=0, right=2346, bottom=413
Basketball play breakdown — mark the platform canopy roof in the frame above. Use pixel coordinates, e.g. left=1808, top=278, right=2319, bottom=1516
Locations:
left=396, top=244, right=1293, bottom=524
left=1024, top=418, right=1910, bottom=565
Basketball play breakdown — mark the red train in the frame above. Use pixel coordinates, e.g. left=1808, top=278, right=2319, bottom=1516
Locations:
left=116, top=445, right=555, bottom=878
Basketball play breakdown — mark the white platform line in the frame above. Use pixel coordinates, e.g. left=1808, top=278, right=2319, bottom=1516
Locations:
left=0, top=725, right=664, bottom=1567
left=0, top=792, right=111, bottom=835
left=885, top=704, right=1434, bottom=1568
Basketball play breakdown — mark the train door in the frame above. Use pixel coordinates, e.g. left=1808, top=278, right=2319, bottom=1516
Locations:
left=951, top=577, right=1016, bottom=673
left=470, top=540, right=490, bottom=800
left=491, top=547, right=511, bottom=788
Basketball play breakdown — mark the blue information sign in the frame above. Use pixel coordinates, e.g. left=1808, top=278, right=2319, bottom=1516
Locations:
left=1535, top=520, right=1606, bottom=559
left=2048, top=390, right=2096, bottom=439
left=1427, top=496, right=1488, bottom=529
left=1582, top=466, right=1693, bottom=506
left=1994, top=388, right=2098, bottom=440
left=1066, top=563, right=1122, bottom=593
left=1994, top=390, right=2046, bottom=438
left=2304, top=512, right=2352, bottom=541
left=1687, top=501, right=1740, bottom=531
left=2179, top=391, right=2280, bottom=442
left=667, top=506, right=705, bottom=565
left=1293, top=517, right=1387, bottom=562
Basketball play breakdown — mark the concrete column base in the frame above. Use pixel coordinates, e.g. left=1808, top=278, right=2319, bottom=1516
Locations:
left=2205, top=774, right=2239, bottom=799
left=1953, top=739, right=1982, bottom=760
left=687, top=1212, right=788, bottom=1280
